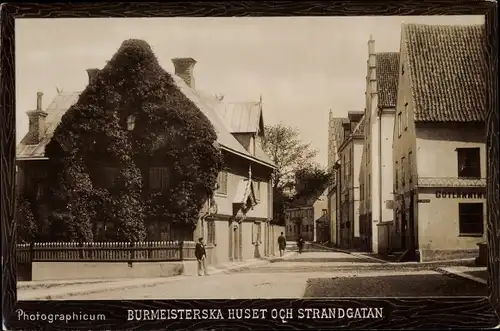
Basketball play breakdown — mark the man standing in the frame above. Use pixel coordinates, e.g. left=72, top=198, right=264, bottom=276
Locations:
left=277, top=232, right=287, bottom=257
left=195, top=237, right=208, bottom=276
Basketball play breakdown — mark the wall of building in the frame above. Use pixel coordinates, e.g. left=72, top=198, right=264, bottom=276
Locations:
left=312, top=189, right=328, bottom=241
left=416, top=187, right=486, bottom=261
left=328, top=187, right=338, bottom=245
left=392, top=40, right=419, bottom=253
left=352, top=140, right=363, bottom=244
left=415, top=125, right=486, bottom=179
left=214, top=160, right=270, bottom=220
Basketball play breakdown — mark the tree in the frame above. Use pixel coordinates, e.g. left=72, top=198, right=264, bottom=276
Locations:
left=261, top=123, right=318, bottom=224
left=261, top=123, right=318, bottom=191
left=43, top=39, right=223, bottom=242
left=294, top=164, right=332, bottom=200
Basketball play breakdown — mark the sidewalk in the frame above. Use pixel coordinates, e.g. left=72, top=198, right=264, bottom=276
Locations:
left=18, top=251, right=297, bottom=300
left=437, top=266, right=488, bottom=285
left=309, top=242, right=478, bottom=268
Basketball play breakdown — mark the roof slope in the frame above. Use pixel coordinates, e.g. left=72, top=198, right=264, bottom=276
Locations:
left=403, top=24, right=486, bottom=122
left=376, top=52, right=399, bottom=108
left=17, top=92, right=79, bottom=159
left=17, top=72, right=275, bottom=168
left=217, top=101, right=262, bottom=133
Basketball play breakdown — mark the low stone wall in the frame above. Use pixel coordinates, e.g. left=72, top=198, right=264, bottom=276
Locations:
left=31, top=261, right=185, bottom=281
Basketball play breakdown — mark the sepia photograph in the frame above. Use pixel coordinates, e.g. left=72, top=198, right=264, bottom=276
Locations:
left=12, top=14, right=491, bottom=303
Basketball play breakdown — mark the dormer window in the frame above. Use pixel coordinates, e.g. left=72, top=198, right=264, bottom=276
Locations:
left=127, top=115, right=136, bottom=131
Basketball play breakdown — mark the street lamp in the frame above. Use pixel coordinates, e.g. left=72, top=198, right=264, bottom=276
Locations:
left=127, top=115, right=136, bottom=131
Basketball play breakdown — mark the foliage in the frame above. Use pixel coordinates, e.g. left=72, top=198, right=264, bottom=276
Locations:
left=44, top=39, right=223, bottom=242
left=16, top=195, right=38, bottom=243
left=293, top=164, right=332, bottom=200
left=261, top=123, right=318, bottom=225
left=261, top=123, right=318, bottom=191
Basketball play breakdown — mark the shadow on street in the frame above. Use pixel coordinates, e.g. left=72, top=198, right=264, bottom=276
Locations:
left=303, top=273, right=488, bottom=298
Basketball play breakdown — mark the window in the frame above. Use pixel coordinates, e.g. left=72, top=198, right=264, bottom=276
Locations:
left=207, top=220, right=216, bottom=245
left=401, top=157, right=405, bottom=185
left=150, top=167, right=169, bottom=191
left=404, top=103, right=409, bottom=130
left=459, top=203, right=484, bottom=236
left=309, top=209, right=313, bottom=218
left=216, top=171, right=228, bottom=195
left=322, top=209, right=327, bottom=216
left=408, top=151, right=413, bottom=182
left=395, top=162, right=399, bottom=190
left=254, top=181, right=261, bottom=201
left=368, top=174, right=371, bottom=197
left=401, top=64, right=405, bottom=75
left=397, top=112, right=402, bottom=137
left=457, top=148, right=481, bottom=178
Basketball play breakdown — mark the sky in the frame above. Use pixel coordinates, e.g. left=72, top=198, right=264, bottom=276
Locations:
left=16, top=15, right=484, bottom=166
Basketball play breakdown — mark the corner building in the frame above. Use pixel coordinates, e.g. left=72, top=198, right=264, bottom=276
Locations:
left=391, top=23, right=487, bottom=262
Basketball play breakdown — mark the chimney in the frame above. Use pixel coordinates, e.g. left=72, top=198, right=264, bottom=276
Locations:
left=171, top=57, right=197, bottom=89
left=86, top=68, right=100, bottom=84
left=24, top=92, right=48, bottom=145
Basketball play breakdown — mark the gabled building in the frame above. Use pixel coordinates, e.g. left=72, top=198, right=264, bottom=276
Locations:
left=16, top=56, right=277, bottom=264
left=359, top=35, right=400, bottom=253
left=338, top=111, right=364, bottom=249
left=327, top=113, right=347, bottom=246
left=284, top=187, right=328, bottom=242
left=392, top=24, right=486, bottom=262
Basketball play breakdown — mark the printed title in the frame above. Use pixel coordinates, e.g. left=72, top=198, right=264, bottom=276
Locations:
left=128, top=307, right=384, bottom=322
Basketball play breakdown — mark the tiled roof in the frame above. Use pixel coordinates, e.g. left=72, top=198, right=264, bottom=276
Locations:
left=376, top=52, right=399, bottom=108
left=217, top=101, right=262, bottom=134
left=403, top=24, right=486, bottom=122
left=17, top=71, right=276, bottom=168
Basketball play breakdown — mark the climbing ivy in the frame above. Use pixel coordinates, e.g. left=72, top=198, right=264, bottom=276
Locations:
left=44, top=39, right=223, bottom=242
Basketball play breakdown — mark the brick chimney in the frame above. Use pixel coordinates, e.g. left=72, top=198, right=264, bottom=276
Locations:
left=86, top=68, right=100, bottom=84
left=24, top=92, right=48, bottom=145
left=171, top=57, right=197, bottom=89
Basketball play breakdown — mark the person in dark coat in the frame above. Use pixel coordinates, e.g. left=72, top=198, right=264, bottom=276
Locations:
left=297, top=236, right=304, bottom=254
left=195, top=237, right=208, bottom=276
left=277, top=232, right=287, bottom=257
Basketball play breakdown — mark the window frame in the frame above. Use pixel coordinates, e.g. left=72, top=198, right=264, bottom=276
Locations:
left=457, top=148, right=481, bottom=179
left=458, top=203, right=484, bottom=236
left=206, top=220, right=216, bottom=245
left=397, top=112, right=402, bottom=137
left=215, top=171, right=229, bottom=196
left=149, top=166, right=170, bottom=191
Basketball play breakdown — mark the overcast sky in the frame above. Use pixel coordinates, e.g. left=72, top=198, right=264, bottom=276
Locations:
left=16, top=15, right=484, bottom=166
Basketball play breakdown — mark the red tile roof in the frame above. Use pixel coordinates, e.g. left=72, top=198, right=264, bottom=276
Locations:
left=403, top=24, right=486, bottom=123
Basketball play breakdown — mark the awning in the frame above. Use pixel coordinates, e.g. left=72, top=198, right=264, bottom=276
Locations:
left=233, top=179, right=257, bottom=210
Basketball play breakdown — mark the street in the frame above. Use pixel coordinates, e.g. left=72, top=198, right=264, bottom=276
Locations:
left=32, top=246, right=486, bottom=300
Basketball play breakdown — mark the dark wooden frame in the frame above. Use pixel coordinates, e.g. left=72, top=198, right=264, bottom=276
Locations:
left=1, top=1, right=498, bottom=330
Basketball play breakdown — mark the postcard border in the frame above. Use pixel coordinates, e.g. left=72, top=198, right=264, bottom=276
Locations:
left=1, top=1, right=498, bottom=329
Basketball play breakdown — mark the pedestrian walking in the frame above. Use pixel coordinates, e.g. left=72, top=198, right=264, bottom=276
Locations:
left=195, top=237, right=208, bottom=276
left=297, top=236, right=304, bottom=254
left=278, top=232, right=287, bottom=257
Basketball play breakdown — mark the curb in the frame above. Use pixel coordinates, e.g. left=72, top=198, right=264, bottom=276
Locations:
left=436, top=267, right=487, bottom=285
left=308, top=243, right=390, bottom=264
left=19, top=253, right=297, bottom=300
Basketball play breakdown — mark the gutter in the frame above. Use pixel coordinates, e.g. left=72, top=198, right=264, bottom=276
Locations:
left=220, top=145, right=276, bottom=170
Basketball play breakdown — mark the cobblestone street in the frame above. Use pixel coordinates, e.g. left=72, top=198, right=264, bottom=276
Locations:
left=40, top=248, right=487, bottom=300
